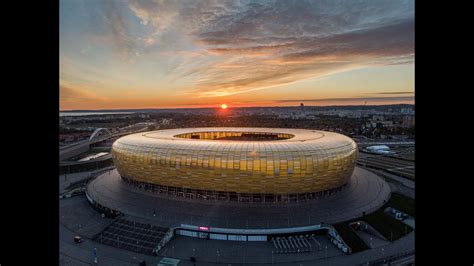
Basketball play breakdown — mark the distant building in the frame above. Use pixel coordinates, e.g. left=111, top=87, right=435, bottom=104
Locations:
left=366, top=145, right=394, bottom=154
left=299, top=103, right=306, bottom=118
left=372, top=115, right=384, bottom=121
left=378, top=121, right=394, bottom=128
left=160, top=118, right=171, bottom=125
left=401, top=115, right=415, bottom=128
left=400, top=108, right=415, bottom=115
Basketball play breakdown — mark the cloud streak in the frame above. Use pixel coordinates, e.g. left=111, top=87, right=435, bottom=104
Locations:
left=274, top=96, right=414, bottom=103
left=60, top=83, right=108, bottom=110
left=125, top=0, right=414, bottom=97
left=60, top=0, right=414, bottom=109
left=100, top=1, right=139, bottom=60
left=370, top=92, right=414, bottom=95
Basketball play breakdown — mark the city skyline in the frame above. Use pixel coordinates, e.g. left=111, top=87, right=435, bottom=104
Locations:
left=60, top=0, right=414, bottom=110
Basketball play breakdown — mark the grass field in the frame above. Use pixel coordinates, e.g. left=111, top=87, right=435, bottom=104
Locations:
left=333, top=192, right=414, bottom=250
left=333, top=223, right=369, bottom=253
left=361, top=210, right=413, bottom=241
left=386, top=193, right=415, bottom=217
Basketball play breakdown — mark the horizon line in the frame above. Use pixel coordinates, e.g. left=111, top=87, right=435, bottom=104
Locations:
left=60, top=103, right=414, bottom=112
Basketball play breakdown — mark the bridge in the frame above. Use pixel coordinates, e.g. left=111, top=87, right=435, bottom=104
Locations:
left=89, top=128, right=112, bottom=142
left=60, top=125, right=150, bottom=162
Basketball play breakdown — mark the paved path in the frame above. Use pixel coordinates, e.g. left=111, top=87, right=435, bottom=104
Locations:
left=355, top=231, right=389, bottom=249
left=60, top=197, right=160, bottom=265
left=59, top=167, right=115, bottom=194
left=60, top=196, right=414, bottom=265
left=60, top=222, right=158, bottom=265
left=159, top=235, right=342, bottom=265
left=86, top=167, right=391, bottom=229
left=374, top=170, right=415, bottom=200
left=60, top=167, right=415, bottom=265
left=318, top=231, right=414, bottom=266
left=60, top=196, right=114, bottom=238
left=158, top=231, right=414, bottom=265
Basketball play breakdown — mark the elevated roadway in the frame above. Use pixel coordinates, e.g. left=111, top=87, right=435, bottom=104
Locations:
left=60, top=128, right=147, bottom=162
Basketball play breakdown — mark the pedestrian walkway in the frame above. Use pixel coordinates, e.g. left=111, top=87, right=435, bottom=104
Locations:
left=60, top=166, right=114, bottom=194
left=86, top=167, right=391, bottom=229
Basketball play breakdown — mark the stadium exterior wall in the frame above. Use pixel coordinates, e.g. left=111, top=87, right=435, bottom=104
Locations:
left=112, top=128, right=358, bottom=195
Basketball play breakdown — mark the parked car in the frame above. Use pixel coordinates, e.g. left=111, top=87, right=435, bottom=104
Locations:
left=73, top=236, right=83, bottom=243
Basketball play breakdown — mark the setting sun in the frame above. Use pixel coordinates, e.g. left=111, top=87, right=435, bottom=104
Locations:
left=220, top=104, right=228, bottom=109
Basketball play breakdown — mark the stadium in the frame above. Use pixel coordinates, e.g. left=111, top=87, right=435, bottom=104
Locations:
left=85, top=128, right=390, bottom=252
left=112, top=128, right=358, bottom=202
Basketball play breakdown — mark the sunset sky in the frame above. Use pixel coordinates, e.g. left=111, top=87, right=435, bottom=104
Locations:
left=60, top=0, right=414, bottom=110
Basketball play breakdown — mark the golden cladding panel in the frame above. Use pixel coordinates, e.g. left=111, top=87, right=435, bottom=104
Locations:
left=112, top=128, right=358, bottom=194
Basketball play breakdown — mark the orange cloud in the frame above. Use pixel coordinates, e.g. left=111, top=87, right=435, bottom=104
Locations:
left=60, top=83, right=109, bottom=110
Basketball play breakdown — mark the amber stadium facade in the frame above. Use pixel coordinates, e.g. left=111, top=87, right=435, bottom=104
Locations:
left=111, top=128, right=358, bottom=203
